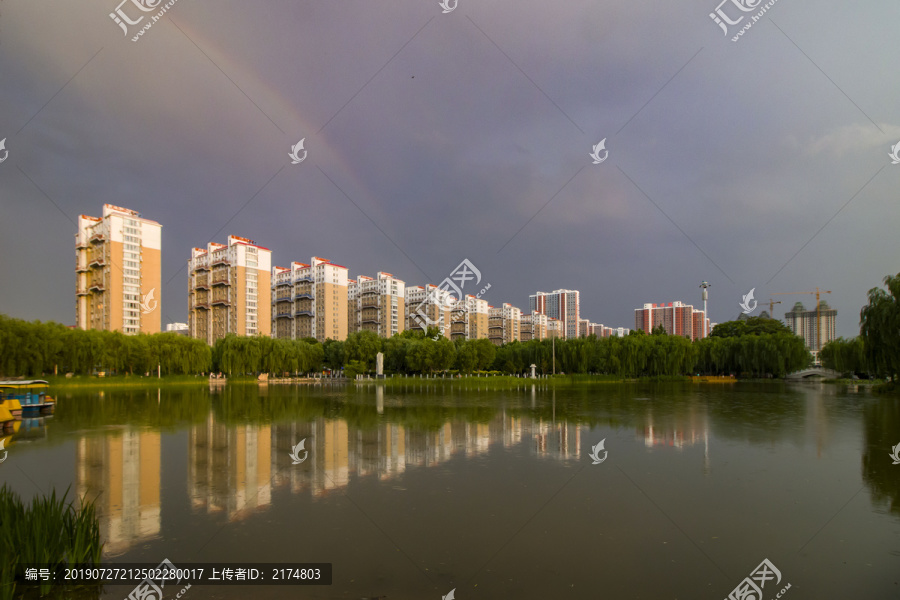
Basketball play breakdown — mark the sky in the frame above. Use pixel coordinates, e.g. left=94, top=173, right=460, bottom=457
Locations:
left=1, top=0, right=898, bottom=338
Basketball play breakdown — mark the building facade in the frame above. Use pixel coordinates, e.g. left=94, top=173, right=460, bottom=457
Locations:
left=406, top=285, right=453, bottom=338
left=273, top=258, right=348, bottom=342
left=520, top=311, right=548, bottom=341
left=488, top=303, right=521, bottom=345
left=349, top=272, right=405, bottom=338
left=635, top=302, right=708, bottom=340
left=784, top=301, right=836, bottom=353
left=530, top=289, right=580, bottom=338
left=76, top=204, right=162, bottom=334
left=188, top=236, right=272, bottom=345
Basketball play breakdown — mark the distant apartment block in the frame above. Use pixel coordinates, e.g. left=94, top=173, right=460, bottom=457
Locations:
left=635, top=302, right=708, bottom=340
left=188, top=236, right=272, bottom=345
left=546, top=318, right=563, bottom=339
left=349, top=272, right=405, bottom=338
left=530, top=289, right=580, bottom=338
left=590, top=324, right=630, bottom=338
left=488, top=303, right=521, bottom=346
left=166, top=323, right=189, bottom=336
left=578, top=318, right=590, bottom=338
left=449, top=295, right=489, bottom=341
left=76, top=204, right=162, bottom=334
left=273, top=257, right=348, bottom=342
left=520, top=311, right=548, bottom=341
left=784, top=301, right=836, bottom=352
left=406, top=285, right=453, bottom=338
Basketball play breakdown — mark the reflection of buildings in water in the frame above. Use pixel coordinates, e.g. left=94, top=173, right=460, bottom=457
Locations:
left=530, top=420, right=581, bottom=460
left=639, top=410, right=712, bottom=475
left=75, top=430, right=161, bottom=555
left=188, top=414, right=271, bottom=521
left=267, top=412, right=522, bottom=498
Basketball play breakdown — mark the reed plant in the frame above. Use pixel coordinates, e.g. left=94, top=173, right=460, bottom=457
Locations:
left=0, top=485, right=102, bottom=599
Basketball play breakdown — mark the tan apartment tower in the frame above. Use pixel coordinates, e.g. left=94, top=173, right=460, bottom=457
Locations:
left=349, top=272, right=405, bottom=338
left=406, top=285, right=453, bottom=338
left=488, top=303, right=521, bottom=345
left=520, top=311, right=548, bottom=341
left=273, top=257, right=349, bottom=342
left=76, top=204, right=162, bottom=334
left=188, top=236, right=272, bottom=345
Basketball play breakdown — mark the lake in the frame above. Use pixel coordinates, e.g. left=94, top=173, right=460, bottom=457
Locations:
left=2, top=381, right=898, bottom=599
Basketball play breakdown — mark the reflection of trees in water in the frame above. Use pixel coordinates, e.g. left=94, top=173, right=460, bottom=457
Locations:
left=862, top=400, right=900, bottom=517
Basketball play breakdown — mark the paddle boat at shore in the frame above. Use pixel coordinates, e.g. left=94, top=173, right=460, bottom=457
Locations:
left=0, top=380, right=56, bottom=421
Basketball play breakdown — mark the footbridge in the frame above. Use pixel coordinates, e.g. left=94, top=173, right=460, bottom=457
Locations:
left=784, top=367, right=841, bottom=380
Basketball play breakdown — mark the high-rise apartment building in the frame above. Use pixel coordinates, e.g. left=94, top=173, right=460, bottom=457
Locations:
left=784, top=301, right=836, bottom=353
left=520, top=311, right=548, bottom=341
left=488, top=304, right=521, bottom=346
left=273, top=258, right=348, bottom=342
left=76, top=204, right=162, bottom=334
left=578, top=318, right=590, bottom=338
left=187, top=236, right=272, bottom=345
left=348, top=272, right=405, bottom=338
left=546, top=318, right=563, bottom=339
left=448, top=295, right=490, bottom=341
left=635, top=302, right=708, bottom=340
left=530, top=289, right=580, bottom=338
left=406, top=285, right=453, bottom=338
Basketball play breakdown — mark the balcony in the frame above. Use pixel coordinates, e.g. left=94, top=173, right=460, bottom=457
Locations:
left=293, top=293, right=313, bottom=300
left=194, top=302, right=209, bottom=310
left=294, top=276, right=313, bottom=284
left=211, top=298, right=231, bottom=306
left=275, top=295, right=292, bottom=303
left=88, top=281, right=105, bottom=292
left=276, top=278, right=292, bottom=287
left=76, top=239, right=88, bottom=249
left=76, top=264, right=89, bottom=273
left=211, top=256, right=230, bottom=266
left=89, top=233, right=105, bottom=244
left=193, top=261, right=210, bottom=271
left=275, top=311, right=292, bottom=319
left=360, top=298, right=380, bottom=308
left=211, top=275, right=230, bottom=286
left=361, top=316, right=381, bottom=324
left=76, top=287, right=88, bottom=296
left=194, top=280, right=209, bottom=290
left=294, top=310, right=313, bottom=317
left=88, top=257, right=105, bottom=268
left=360, top=289, right=379, bottom=297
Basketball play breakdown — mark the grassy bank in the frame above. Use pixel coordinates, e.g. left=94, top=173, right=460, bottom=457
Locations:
left=44, top=374, right=210, bottom=389
left=359, top=374, right=692, bottom=389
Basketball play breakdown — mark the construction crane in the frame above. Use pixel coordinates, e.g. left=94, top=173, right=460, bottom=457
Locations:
left=761, top=299, right=782, bottom=317
left=773, top=288, right=832, bottom=352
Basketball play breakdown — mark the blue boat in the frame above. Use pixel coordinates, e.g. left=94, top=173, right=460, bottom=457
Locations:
left=0, top=380, right=56, bottom=418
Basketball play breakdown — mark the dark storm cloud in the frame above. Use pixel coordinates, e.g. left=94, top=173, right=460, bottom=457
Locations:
left=1, top=0, right=898, bottom=336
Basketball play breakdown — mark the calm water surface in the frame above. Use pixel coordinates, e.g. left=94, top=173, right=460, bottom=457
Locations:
left=2, top=382, right=899, bottom=599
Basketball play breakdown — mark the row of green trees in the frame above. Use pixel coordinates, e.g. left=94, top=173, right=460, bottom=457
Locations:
left=0, top=315, right=211, bottom=377
left=314, top=322, right=811, bottom=378
left=0, top=313, right=813, bottom=378
left=819, top=273, right=900, bottom=380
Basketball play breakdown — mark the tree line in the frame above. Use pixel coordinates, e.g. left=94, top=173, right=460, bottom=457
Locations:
left=820, top=272, right=900, bottom=381
left=0, top=313, right=811, bottom=378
